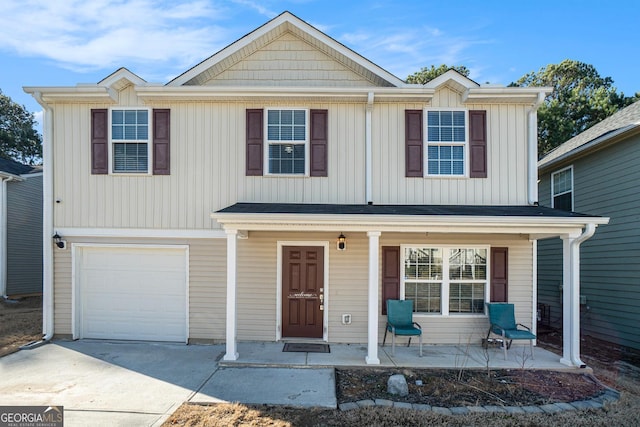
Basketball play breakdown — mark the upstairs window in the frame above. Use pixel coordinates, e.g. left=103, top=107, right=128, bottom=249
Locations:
left=552, top=166, right=573, bottom=211
left=266, top=109, right=308, bottom=175
left=426, top=110, right=467, bottom=176
left=111, top=109, right=149, bottom=174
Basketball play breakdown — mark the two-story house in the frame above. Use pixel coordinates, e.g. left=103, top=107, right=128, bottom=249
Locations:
left=25, top=12, right=606, bottom=366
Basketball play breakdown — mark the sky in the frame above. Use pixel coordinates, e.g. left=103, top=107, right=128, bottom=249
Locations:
left=1, top=0, right=638, bottom=126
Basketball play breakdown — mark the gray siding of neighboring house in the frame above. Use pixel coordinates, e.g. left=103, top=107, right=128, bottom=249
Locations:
left=538, top=134, right=640, bottom=350
left=6, top=174, right=43, bottom=295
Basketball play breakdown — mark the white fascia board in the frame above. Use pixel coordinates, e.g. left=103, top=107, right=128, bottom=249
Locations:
left=0, top=171, right=24, bottom=181
left=463, top=87, right=552, bottom=103
left=23, top=86, right=118, bottom=103
left=135, top=85, right=434, bottom=102
left=211, top=212, right=609, bottom=234
left=55, top=228, right=226, bottom=239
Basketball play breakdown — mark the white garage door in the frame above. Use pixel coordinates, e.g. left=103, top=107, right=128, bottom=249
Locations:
left=78, top=246, right=187, bottom=342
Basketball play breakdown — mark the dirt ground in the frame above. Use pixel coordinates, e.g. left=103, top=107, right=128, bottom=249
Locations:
left=0, top=295, right=42, bottom=357
left=2, top=299, right=640, bottom=426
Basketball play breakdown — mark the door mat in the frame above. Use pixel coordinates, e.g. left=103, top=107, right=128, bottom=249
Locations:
left=283, top=343, right=330, bottom=353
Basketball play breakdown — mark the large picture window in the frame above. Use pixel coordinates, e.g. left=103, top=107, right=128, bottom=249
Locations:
left=552, top=166, right=573, bottom=211
left=402, top=246, right=488, bottom=315
left=266, top=109, right=308, bottom=175
left=111, top=109, right=149, bottom=173
left=426, top=110, right=467, bottom=176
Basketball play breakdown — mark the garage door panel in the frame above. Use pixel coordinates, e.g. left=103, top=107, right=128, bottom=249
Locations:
left=79, top=246, right=187, bottom=342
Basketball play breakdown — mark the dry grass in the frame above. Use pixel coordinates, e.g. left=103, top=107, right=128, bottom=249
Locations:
left=0, top=295, right=42, bottom=357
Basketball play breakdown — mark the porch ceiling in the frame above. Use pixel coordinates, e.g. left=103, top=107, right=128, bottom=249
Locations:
left=211, top=203, right=608, bottom=238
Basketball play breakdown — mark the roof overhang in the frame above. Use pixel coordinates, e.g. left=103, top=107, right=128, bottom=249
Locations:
left=211, top=203, right=609, bottom=239
left=23, top=86, right=118, bottom=103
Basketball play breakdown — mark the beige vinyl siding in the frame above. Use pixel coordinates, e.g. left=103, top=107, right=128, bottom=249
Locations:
left=373, top=88, right=530, bottom=205
left=51, top=93, right=366, bottom=230
left=204, top=32, right=376, bottom=87
left=53, top=246, right=72, bottom=335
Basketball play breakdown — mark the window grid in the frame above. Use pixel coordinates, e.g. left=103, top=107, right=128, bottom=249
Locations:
left=111, top=109, right=149, bottom=174
left=402, top=246, right=488, bottom=315
left=426, top=110, right=467, bottom=176
left=266, top=109, right=307, bottom=175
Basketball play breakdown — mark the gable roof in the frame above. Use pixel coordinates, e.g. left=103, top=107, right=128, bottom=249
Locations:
left=0, top=157, right=40, bottom=177
left=168, top=11, right=406, bottom=88
left=539, top=100, right=640, bottom=170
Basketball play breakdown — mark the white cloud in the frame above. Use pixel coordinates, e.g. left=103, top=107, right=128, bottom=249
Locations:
left=0, top=0, right=234, bottom=79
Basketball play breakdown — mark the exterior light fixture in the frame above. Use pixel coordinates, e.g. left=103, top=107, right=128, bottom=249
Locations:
left=52, top=233, right=66, bottom=249
left=337, top=233, right=346, bottom=251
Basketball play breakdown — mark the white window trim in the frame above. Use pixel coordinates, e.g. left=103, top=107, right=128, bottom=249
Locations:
left=264, top=108, right=310, bottom=177
left=424, top=108, right=469, bottom=178
left=551, top=165, right=574, bottom=210
left=400, top=244, right=490, bottom=317
left=108, top=107, right=153, bottom=176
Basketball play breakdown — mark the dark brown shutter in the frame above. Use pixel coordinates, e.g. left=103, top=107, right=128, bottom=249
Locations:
left=490, top=247, right=508, bottom=302
left=153, top=109, right=170, bottom=175
left=246, top=109, right=263, bottom=176
left=405, top=110, right=423, bottom=177
left=382, top=246, right=401, bottom=315
left=469, top=110, right=487, bottom=178
left=310, top=109, right=328, bottom=177
left=91, top=109, right=108, bottom=174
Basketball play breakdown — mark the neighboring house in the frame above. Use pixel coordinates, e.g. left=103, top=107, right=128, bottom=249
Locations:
left=24, top=12, right=606, bottom=366
left=0, top=157, right=43, bottom=297
left=538, top=100, right=640, bottom=351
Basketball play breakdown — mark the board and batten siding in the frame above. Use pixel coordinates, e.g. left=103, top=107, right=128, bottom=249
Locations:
left=373, top=88, right=530, bottom=205
left=538, top=134, right=640, bottom=350
left=6, top=174, right=43, bottom=295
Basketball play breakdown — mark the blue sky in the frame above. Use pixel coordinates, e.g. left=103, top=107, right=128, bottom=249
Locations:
left=1, top=0, right=638, bottom=126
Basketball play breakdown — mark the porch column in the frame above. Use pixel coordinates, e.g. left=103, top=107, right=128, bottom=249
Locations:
left=366, top=231, right=381, bottom=364
left=224, top=229, right=238, bottom=361
left=561, top=227, right=594, bottom=367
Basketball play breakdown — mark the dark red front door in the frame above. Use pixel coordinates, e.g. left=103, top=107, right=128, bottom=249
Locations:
left=282, top=246, right=324, bottom=338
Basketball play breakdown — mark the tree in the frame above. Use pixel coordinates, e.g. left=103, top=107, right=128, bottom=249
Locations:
left=510, top=60, right=634, bottom=156
left=406, top=64, right=471, bottom=84
left=0, top=89, right=42, bottom=164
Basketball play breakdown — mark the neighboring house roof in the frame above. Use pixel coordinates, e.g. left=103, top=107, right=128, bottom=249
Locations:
left=0, top=157, right=40, bottom=177
left=538, top=100, right=640, bottom=170
left=217, top=202, right=597, bottom=218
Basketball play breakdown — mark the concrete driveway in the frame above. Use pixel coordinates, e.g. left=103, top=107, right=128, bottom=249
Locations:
left=0, top=340, right=336, bottom=426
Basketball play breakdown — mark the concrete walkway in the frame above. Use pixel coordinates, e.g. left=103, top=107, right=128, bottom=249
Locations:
left=0, top=340, right=583, bottom=426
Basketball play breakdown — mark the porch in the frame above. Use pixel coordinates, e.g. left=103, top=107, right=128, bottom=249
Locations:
left=217, top=342, right=584, bottom=371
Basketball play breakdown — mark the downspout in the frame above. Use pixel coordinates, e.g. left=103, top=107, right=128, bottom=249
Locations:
left=0, top=177, right=10, bottom=298
left=567, top=223, right=596, bottom=367
left=33, top=91, right=54, bottom=342
left=365, top=92, right=374, bottom=204
left=527, top=92, right=545, bottom=205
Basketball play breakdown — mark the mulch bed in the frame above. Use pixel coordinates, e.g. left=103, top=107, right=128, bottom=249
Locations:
left=337, top=368, right=606, bottom=407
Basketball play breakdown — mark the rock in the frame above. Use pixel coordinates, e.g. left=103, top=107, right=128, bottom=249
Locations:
left=387, top=374, right=409, bottom=396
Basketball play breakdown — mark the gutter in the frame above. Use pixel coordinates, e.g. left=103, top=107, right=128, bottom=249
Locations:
left=32, top=91, right=54, bottom=342
left=528, top=92, right=546, bottom=205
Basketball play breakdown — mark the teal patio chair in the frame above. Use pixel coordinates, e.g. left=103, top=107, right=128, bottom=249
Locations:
left=382, top=299, right=423, bottom=356
left=486, top=303, right=536, bottom=360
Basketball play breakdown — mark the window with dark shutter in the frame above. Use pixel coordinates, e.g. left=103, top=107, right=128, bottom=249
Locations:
left=246, top=109, right=264, bottom=176
left=382, top=246, right=400, bottom=315
left=310, top=109, right=328, bottom=177
left=153, top=109, right=170, bottom=175
left=91, top=109, right=108, bottom=175
left=405, top=110, right=423, bottom=177
left=490, top=247, right=508, bottom=302
left=469, top=110, right=487, bottom=178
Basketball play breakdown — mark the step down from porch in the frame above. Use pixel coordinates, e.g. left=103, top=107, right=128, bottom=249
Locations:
left=283, top=343, right=330, bottom=353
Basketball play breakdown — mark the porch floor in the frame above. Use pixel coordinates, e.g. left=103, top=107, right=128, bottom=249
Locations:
left=218, top=342, right=585, bottom=371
